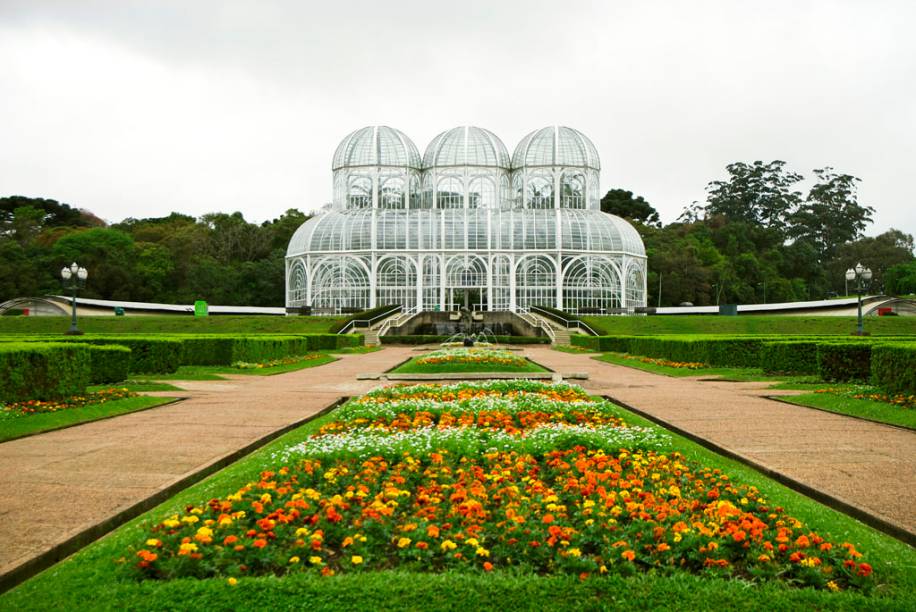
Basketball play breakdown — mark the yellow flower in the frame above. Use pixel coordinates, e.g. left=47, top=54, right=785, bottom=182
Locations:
left=181, top=515, right=199, bottom=525
left=227, top=577, right=238, bottom=586
left=827, top=581, right=840, bottom=592
left=289, top=556, right=300, bottom=564
left=466, top=537, right=479, bottom=547
left=397, top=537, right=412, bottom=549
left=351, top=555, right=364, bottom=565
left=568, top=548, right=582, bottom=557
left=309, top=556, right=322, bottom=565
left=145, top=538, right=161, bottom=547
left=441, top=539, right=458, bottom=551
left=475, top=547, right=490, bottom=557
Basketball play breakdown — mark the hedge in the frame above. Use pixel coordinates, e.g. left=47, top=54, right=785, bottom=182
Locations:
left=381, top=335, right=550, bottom=345
left=870, top=343, right=916, bottom=395
left=759, top=341, right=820, bottom=375
left=87, top=344, right=131, bottom=384
left=816, top=342, right=872, bottom=382
left=74, top=337, right=182, bottom=374
left=0, top=343, right=90, bottom=403
left=570, top=335, right=633, bottom=352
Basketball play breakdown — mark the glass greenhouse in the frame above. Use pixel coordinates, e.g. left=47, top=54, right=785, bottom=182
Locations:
left=286, top=125, right=647, bottom=314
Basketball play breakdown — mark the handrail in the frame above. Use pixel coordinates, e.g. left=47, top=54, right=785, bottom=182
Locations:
left=515, top=309, right=555, bottom=342
left=529, top=306, right=600, bottom=336
left=336, top=305, right=402, bottom=335
left=377, top=305, right=419, bottom=337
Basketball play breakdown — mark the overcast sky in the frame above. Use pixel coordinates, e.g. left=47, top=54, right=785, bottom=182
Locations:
left=1, top=0, right=913, bottom=236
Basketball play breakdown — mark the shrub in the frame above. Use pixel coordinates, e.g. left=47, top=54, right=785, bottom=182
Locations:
left=817, top=342, right=872, bottom=382
left=81, top=337, right=182, bottom=374
left=87, top=344, right=131, bottom=384
left=179, top=334, right=363, bottom=365
left=870, top=343, right=916, bottom=395
left=0, top=343, right=90, bottom=402
left=759, top=341, right=820, bottom=375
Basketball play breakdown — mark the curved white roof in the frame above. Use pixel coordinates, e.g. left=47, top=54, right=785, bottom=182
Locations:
left=286, top=209, right=645, bottom=257
left=512, top=126, right=600, bottom=170
left=423, top=126, right=510, bottom=168
left=331, top=126, right=421, bottom=170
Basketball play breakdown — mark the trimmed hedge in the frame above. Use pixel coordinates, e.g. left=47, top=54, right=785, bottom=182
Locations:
left=87, top=344, right=131, bottom=384
left=870, top=343, right=916, bottom=395
left=0, top=343, right=90, bottom=403
left=570, top=335, right=634, bottom=352
left=381, top=335, right=550, bottom=345
left=76, top=337, right=182, bottom=374
left=759, top=341, right=820, bottom=375
left=816, top=342, right=872, bottom=382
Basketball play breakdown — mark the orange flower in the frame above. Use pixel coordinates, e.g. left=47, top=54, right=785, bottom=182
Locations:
left=621, top=550, right=636, bottom=562
left=483, top=562, right=494, bottom=572
left=253, top=539, right=268, bottom=549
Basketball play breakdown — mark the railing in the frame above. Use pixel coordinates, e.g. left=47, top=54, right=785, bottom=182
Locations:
left=515, top=307, right=555, bottom=342
left=336, top=305, right=402, bottom=335
left=376, top=305, right=419, bottom=337
left=529, top=306, right=600, bottom=336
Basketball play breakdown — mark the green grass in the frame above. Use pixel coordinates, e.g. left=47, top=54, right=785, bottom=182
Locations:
left=0, top=315, right=343, bottom=336
left=391, top=357, right=549, bottom=374
left=0, top=396, right=177, bottom=442
left=581, top=315, right=916, bottom=336
left=2, top=398, right=912, bottom=610
left=778, top=390, right=916, bottom=430
left=88, top=381, right=183, bottom=393
left=594, top=353, right=915, bottom=430
left=594, top=352, right=763, bottom=379
left=552, top=344, right=598, bottom=354
left=141, top=353, right=338, bottom=381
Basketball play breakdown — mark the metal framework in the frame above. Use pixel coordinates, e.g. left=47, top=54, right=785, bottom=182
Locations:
left=286, top=125, right=648, bottom=314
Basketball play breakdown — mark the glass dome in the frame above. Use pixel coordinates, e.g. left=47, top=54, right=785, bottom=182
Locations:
left=423, top=126, right=510, bottom=168
left=332, top=126, right=421, bottom=170
left=511, top=126, right=601, bottom=170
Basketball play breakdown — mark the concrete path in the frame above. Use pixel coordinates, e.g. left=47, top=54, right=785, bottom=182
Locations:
left=0, top=346, right=414, bottom=586
left=525, top=347, right=916, bottom=539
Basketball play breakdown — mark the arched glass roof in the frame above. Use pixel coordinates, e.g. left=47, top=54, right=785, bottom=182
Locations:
left=512, top=126, right=601, bottom=170
left=423, top=126, right=510, bottom=168
left=287, top=209, right=645, bottom=257
left=332, top=126, right=421, bottom=170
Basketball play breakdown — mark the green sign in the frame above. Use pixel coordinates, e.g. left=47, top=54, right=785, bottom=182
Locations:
left=114, top=307, right=125, bottom=316
left=194, top=300, right=208, bottom=317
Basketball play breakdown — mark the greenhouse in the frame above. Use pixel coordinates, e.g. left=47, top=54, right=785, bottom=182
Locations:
left=285, top=125, right=647, bottom=314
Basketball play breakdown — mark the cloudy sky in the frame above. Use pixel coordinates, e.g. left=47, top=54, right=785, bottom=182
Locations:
left=1, top=0, right=913, bottom=235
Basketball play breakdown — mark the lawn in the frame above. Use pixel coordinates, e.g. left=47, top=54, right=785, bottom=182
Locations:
left=580, top=315, right=916, bottom=336
left=391, top=348, right=549, bottom=374
left=593, top=353, right=915, bottom=429
left=0, top=315, right=343, bottom=335
left=1, top=381, right=911, bottom=610
left=0, top=394, right=178, bottom=442
left=141, top=353, right=339, bottom=381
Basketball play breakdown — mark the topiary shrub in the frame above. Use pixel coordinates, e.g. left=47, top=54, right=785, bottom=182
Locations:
left=760, top=341, right=819, bottom=375
left=870, top=343, right=916, bottom=395
left=0, top=343, right=91, bottom=402
left=817, top=342, right=872, bottom=382
left=87, top=344, right=131, bottom=384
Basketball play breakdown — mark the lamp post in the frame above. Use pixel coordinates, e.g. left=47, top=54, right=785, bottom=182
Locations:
left=60, top=262, right=89, bottom=335
left=845, top=262, right=872, bottom=336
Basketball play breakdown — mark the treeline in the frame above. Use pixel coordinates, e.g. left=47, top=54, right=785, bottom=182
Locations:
left=602, top=162, right=915, bottom=305
left=0, top=196, right=308, bottom=306
left=2, top=159, right=915, bottom=308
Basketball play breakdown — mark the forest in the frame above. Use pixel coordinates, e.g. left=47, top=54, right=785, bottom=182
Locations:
left=2, top=160, right=914, bottom=307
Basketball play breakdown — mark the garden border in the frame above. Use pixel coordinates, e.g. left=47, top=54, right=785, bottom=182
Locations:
left=763, top=395, right=916, bottom=433
left=0, top=397, right=186, bottom=445
left=0, top=397, right=349, bottom=595
left=602, top=395, right=916, bottom=548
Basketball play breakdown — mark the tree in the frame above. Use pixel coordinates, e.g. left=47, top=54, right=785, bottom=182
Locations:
left=828, top=229, right=915, bottom=293
left=789, top=168, right=874, bottom=261
left=705, top=161, right=803, bottom=233
left=600, top=189, right=660, bottom=226
left=885, top=261, right=916, bottom=296
left=0, top=196, right=90, bottom=229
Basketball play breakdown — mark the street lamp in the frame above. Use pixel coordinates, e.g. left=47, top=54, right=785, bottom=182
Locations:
left=60, top=261, right=89, bottom=335
left=845, top=262, right=872, bottom=336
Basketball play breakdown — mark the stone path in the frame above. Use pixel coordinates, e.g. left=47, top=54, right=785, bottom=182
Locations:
left=525, top=347, right=916, bottom=539
left=0, top=346, right=414, bottom=587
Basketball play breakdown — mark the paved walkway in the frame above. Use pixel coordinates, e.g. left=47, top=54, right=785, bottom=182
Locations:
left=0, top=347, right=414, bottom=585
left=525, top=347, right=916, bottom=538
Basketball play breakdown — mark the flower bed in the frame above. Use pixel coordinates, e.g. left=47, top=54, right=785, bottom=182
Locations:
left=392, top=349, right=547, bottom=374
left=623, top=355, right=706, bottom=370
left=233, top=353, right=327, bottom=370
left=1, top=387, right=136, bottom=419
left=129, top=380, right=874, bottom=592
left=813, top=386, right=915, bottom=409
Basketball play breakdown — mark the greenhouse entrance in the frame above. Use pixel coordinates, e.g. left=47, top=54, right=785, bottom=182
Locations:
left=446, top=287, right=487, bottom=311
